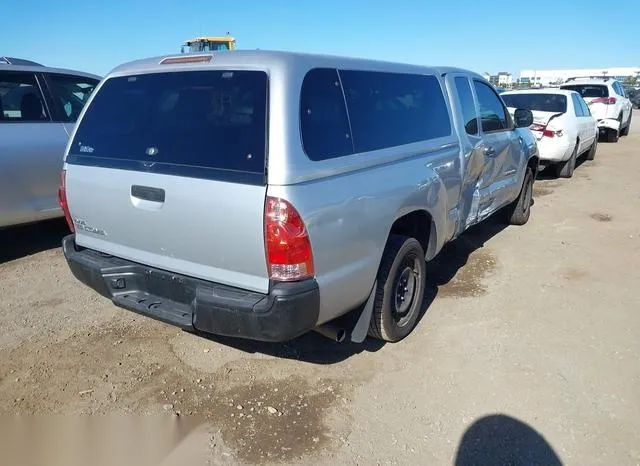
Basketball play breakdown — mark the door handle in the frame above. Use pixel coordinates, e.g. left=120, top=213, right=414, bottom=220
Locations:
left=131, top=185, right=165, bottom=203
left=483, top=146, right=496, bottom=157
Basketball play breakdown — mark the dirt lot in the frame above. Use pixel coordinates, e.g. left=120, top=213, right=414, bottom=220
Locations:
left=1, top=113, right=639, bottom=465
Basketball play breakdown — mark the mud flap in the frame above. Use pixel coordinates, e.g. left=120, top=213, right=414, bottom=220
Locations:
left=349, top=280, right=377, bottom=343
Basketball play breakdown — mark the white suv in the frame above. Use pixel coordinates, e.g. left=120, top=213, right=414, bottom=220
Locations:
left=560, top=77, right=633, bottom=142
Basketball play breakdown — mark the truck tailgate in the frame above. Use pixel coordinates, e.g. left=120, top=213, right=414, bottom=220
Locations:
left=66, top=165, right=269, bottom=293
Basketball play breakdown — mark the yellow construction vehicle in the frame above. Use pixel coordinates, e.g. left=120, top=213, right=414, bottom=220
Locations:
left=181, top=35, right=236, bottom=53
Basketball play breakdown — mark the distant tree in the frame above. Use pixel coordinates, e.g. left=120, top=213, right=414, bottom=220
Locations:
left=623, top=75, right=638, bottom=86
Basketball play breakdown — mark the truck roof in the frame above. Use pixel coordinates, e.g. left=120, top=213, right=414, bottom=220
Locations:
left=106, top=49, right=484, bottom=81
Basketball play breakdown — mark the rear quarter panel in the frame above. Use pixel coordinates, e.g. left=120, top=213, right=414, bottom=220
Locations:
left=268, top=147, right=456, bottom=325
left=263, top=59, right=461, bottom=324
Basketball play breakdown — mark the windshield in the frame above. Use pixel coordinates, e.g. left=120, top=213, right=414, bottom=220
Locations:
left=560, top=84, right=609, bottom=98
left=501, top=93, right=567, bottom=113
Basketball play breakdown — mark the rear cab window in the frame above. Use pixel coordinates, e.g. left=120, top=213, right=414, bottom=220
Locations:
left=501, top=93, right=567, bottom=114
left=69, top=70, right=269, bottom=185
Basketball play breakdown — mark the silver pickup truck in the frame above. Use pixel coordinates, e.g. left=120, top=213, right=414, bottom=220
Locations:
left=60, top=50, right=538, bottom=344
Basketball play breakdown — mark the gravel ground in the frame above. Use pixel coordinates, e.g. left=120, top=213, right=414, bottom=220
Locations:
left=1, top=112, right=639, bottom=465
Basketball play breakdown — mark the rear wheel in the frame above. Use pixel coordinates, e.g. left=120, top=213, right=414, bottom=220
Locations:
left=620, top=113, right=631, bottom=136
left=368, top=234, right=426, bottom=342
left=585, top=137, right=597, bottom=161
left=607, top=116, right=622, bottom=142
left=556, top=143, right=577, bottom=178
left=503, top=167, right=533, bottom=226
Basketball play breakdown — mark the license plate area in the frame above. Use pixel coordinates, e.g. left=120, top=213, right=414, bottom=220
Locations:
left=144, top=268, right=194, bottom=305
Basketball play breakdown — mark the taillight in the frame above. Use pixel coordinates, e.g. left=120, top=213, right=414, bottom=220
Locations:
left=591, top=97, right=616, bottom=105
left=530, top=123, right=563, bottom=138
left=543, top=128, right=563, bottom=138
left=58, top=170, right=75, bottom=232
left=264, top=196, right=314, bottom=281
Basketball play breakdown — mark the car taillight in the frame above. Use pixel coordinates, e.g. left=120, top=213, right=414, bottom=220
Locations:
left=264, top=196, right=314, bottom=281
left=57, top=170, right=74, bottom=232
left=591, top=97, right=616, bottom=105
left=530, top=123, right=563, bottom=138
left=543, top=128, right=563, bottom=138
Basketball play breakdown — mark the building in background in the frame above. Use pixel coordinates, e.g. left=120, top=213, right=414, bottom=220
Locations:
left=482, top=71, right=513, bottom=87
left=519, top=67, right=640, bottom=86
left=497, top=72, right=513, bottom=86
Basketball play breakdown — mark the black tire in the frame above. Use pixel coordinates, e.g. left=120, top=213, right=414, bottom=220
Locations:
left=503, top=167, right=534, bottom=226
left=585, top=137, right=597, bottom=161
left=555, top=143, right=577, bottom=178
left=368, top=234, right=426, bottom=342
left=620, top=113, right=631, bottom=136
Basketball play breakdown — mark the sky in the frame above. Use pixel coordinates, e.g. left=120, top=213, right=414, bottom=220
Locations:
left=3, top=0, right=639, bottom=78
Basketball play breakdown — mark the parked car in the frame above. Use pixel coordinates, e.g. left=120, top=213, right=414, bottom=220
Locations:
left=625, top=87, right=640, bottom=109
left=560, top=77, right=633, bottom=142
left=0, top=58, right=101, bottom=229
left=60, top=50, right=538, bottom=344
left=501, top=89, right=598, bottom=178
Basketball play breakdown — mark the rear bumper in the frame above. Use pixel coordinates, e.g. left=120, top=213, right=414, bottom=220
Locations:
left=62, top=234, right=320, bottom=342
left=597, top=118, right=621, bottom=132
left=536, top=140, right=574, bottom=163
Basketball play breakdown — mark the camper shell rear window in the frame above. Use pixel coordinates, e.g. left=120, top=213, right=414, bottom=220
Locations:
left=68, top=70, right=268, bottom=184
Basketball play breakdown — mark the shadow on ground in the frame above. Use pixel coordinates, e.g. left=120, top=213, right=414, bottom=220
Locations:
left=420, top=216, right=507, bottom=307
left=198, top=216, right=508, bottom=365
left=535, top=149, right=594, bottom=181
left=195, top=328, right=386, bottom=365
left=455, top=414, right=563, bottom=466
left=0, top=218, right=69, bottom=264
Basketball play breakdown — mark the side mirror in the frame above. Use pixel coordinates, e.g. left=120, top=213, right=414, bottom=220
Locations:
left=514, top=108, right=533, bottom=128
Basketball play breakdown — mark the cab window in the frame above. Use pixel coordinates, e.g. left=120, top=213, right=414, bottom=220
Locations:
left=454, top=76, right=479, bottom=135
left=0, top=71, right=49, bottom=122
left=45, top=73, right=100, bottom=122
left=339, top=70, right=452, bottom=153
left=473, top=80, right=509, bottom=132
left=571, top=94, right=585, bottom=117
left=299, top=68, right=354, bottom=160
